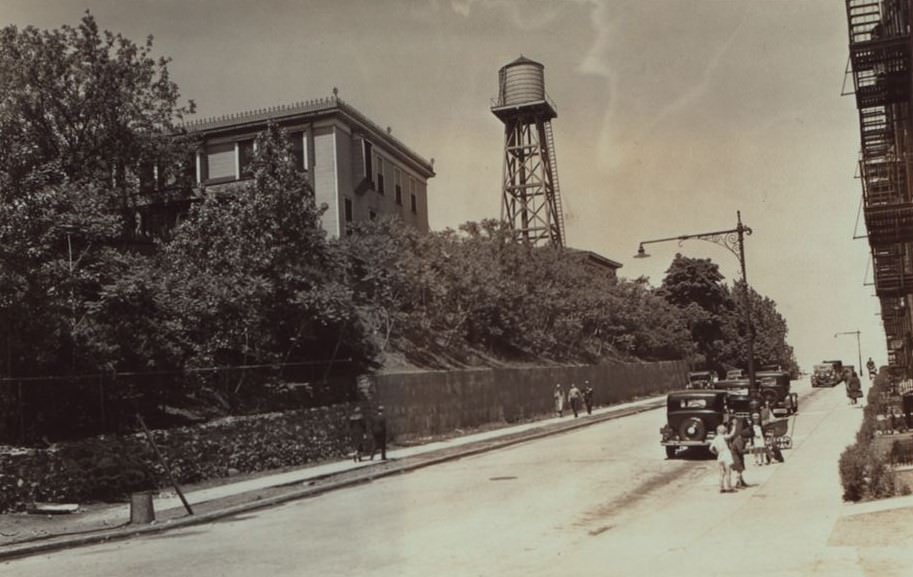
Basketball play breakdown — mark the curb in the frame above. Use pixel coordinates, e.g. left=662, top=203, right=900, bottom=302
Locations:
left=0, top=400, right=663, bottom=561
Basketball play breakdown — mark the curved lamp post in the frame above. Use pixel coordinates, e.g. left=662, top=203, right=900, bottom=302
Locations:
left=834, top=330, right=863, bottom=376
left=635, top=211, right=756, bottom=397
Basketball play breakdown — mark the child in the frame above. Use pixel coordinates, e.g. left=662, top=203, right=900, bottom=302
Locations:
left=750, top=413, right=766, bottom=466
left=709, top=424, right=735, bottom=493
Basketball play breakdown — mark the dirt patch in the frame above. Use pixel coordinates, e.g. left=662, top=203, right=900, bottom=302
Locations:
left=829, top=506, right=913, bottom=547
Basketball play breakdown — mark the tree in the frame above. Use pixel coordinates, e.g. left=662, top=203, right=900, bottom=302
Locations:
left=0, top=12, right=194, bottom=199
left=159, top=124, right=366, bottom=370
left=335, top=217, right=437, bottom=353
left=659, top=254, right=733, bottom=372
left=722, top=281, right=799, bottom=375
left=0, top=13, right=194, bottom=381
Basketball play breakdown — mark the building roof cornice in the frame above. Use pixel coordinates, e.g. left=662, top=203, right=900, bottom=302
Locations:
left=180, top=95, right=435, bottom=177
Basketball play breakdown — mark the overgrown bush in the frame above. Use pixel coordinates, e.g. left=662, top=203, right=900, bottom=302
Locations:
left=0, top=404, right=353, bottom=512
left=839, top=443, right=869, bottom=502
left=839, top=374, right=901, bottom=502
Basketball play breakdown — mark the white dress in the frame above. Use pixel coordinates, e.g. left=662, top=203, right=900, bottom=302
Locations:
left=750, top=424, right=766, bottom=453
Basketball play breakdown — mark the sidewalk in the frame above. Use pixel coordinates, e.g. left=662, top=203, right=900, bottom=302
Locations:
left=0, top=395, right=665, bottom=560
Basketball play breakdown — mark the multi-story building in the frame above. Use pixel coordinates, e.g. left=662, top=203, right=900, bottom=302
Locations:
left=845, top=0, right=913, bottom=373
left=149, top=93, right=434, bottom=239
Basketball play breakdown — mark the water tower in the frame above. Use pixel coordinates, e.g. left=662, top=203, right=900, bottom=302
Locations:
left=491, top=56, right=566, bottom=247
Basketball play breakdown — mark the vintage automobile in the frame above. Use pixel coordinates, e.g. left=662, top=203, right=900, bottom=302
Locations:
left=687, top=370, right=714, bottom=389
left=661, top=384, right=794, bottom=459
left=660, top=390, right=731, bottom=458
left=757, top=370, right=798, bottom=415
left=811, top=361, right=843, bottom=387
left=713, top=374, right=797, bottom=415
left=726, top=369, right=745, bottom=380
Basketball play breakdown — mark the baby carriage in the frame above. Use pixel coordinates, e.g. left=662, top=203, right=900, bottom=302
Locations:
left=763, top=417, right=792, bottom=451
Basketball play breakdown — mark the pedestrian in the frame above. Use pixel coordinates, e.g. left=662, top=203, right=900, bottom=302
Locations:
left=568, top=383, right=582, bottom=418
left=554, top=384, right=565, bottom=417
left=750, top=413, right=766, bottom=466
left=709, top=424, right=734, bottom=493
left=867, top=357, right=877, bottom=381
left=846, top=369, right=862, bottom=405
left=583, top=382, right=594, bottom=415
left=369, top=405, right=387, bottom=461
left=759, top=400, right=773, bottom=425
left=729, top=417, right=750, bottom=488
left=348, top=406, right=367, bottom=462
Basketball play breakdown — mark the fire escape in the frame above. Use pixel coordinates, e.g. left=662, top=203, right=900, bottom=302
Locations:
left=846, top=0, right=913, bottom=367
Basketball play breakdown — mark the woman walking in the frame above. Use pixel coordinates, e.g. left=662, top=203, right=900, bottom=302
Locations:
left=554, top=384, right=565, bottom=417
left=846, top=369, right=863, bottom=405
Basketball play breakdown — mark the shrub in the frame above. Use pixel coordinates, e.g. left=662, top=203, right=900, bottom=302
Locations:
left=839, top=443, right=869, bottom=502
left=0, top=403, right=353, bottom=512
left=51, top=437, right=156, bottom=502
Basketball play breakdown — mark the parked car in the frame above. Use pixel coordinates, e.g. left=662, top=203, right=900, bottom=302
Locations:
left=726, top=369, right=745, bottom=380
left=687, top=371, right=714, bottom=389
left=757, top=370, right=798, bottom=415
left=660, top=390, right=731, bottom=458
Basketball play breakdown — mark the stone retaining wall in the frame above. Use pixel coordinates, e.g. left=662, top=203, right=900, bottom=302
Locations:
left=375, top=360, right=687, bottom=440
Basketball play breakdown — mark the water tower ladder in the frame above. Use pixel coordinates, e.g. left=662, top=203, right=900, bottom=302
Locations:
left=543, top=121, right=567, bottom=245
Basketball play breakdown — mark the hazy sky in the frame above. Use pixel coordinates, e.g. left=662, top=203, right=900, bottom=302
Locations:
left=2, top=0, right=880, bottom=373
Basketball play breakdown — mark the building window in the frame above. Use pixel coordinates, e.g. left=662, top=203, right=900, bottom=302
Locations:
left=376, top=155, right=385, bottom=194
left=369, top=210, right=377, bottom=221
left=238, top=139, right=255, bottom=178
left=344, top=198, right=353, bottom=223
left=363, top=140, right=373, bottom=183
left=394, top=168, right=402, bottom=205
left=290, top=131, right=307, bottom=171
left=410, top=192, right=417, bottom=214
left=206, top=142, right=235, bottom=182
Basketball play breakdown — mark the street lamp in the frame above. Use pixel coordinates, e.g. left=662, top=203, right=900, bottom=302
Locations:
left=834, top=330, right=863, bottom=376
left=635, top=211, right=757, bottom=396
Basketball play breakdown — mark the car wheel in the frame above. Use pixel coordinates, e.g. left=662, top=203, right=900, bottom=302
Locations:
left=665, top=446, right=677, bottom=459
left=679, top=417, right=706, bottom=442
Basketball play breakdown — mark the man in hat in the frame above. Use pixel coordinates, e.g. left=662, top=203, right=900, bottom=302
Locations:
left=583, top=381, right=594, bottom=415
left=348, top=406, right=367, bottom=462
left=370, top=405, right=388, bottom=461
left=568, top=383, right=582, bottom=418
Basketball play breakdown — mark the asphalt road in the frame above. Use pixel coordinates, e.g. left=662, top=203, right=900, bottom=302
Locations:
left=2, top=381, right=890, bottom=577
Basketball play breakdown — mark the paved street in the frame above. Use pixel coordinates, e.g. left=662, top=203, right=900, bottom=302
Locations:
left=4, top=381, right=907, bottom=577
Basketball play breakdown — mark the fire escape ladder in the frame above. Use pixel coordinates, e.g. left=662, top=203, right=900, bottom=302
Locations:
left=872, top=244, right=913, bottom=296
left=543, top=121, right=566, bottom=246
left=847, top=0, right=913, bottom=246
left=846, top=0, right=911, bottom=108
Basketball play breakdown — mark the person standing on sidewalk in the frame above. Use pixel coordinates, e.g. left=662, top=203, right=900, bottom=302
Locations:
left=728, top=417, right=751, bottom=488
left=750, top=413, right=766, bottom=466
left=348, top=406, right=367, bottom=462
left=709, top=424, right=734, bottom=493
left=369, top=406, right=387, bottom=461
left=554, top=384, right=565, bottom=417
left=583, top=382, right=594, bottom=415
left=568, top=383, right=582, bottom=418
left=867, top=357, right=877, bottom=381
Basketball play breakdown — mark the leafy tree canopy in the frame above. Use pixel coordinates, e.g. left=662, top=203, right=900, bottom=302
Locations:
left=0, top=11, right=194, bottom=198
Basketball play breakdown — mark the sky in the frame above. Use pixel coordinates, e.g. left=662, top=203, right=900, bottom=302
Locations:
left=1, top=0, right=882, bottom=373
